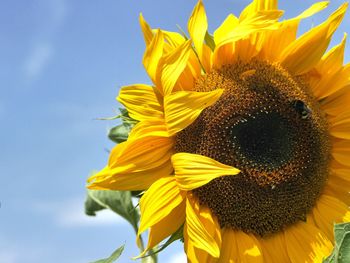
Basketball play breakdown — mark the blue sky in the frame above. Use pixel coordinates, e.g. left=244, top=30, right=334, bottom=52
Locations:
left=1, top=0, right=349, bottom=262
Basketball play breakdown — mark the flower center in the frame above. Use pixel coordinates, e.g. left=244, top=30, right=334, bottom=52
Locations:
left=174, top=60, right=330, bottom=236
left=229, top=111, right=295, bottom=168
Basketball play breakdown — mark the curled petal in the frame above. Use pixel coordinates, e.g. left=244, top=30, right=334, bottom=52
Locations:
left=185, top=195, right=221, bottom=259
left=164, top=89, right=223, bottom=136
left=172, top=152, right=240, bottom=191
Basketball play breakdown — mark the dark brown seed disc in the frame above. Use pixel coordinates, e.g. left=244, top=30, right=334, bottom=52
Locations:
left=174, top=60, right=330, bottom=236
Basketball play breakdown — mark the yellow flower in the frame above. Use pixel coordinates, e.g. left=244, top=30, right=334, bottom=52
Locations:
left=88, top=0, right=350, bottom=262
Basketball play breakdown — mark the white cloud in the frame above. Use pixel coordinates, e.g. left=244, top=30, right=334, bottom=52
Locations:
left=33, top=198, right=126, bottom=228
left=21, top=0, right=68, bottom=80
left=23, top=43, right=54, bottom=79
left=168, top=251, right=187, bottom=263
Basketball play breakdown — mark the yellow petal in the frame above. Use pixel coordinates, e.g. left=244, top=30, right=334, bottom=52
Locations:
left=324, top=173, right=350, bottom=206
left=87, top=166, right=111, bottom=185
left=160, top=40, right=192, bottom=96
left=164, top=89, right=223, bottom=136
left=87, top=160, right=173, bottom=191
left=137, top=176, right=186, bottom=243
left=240, top=0, right=313, bottom=62
left=141, top=201, right=185, bottom=256
left=200, top=42, right=213, bottom=73
left=139, top=14, right=153, bottom=46
left=235, top=231, right=263, bottom=263
left=161, top=30, right=201, bottom=87
left=218, top=229, right=239, bottom=263
left=294, top=2, right=329, bottom=19
left=215, top=10, right=283, bottom=48
left=284, top=221, right=333, bottom=263
left=162, top=30, right=186, bottom=47
left=172, top=152, right=240, bottom=191
left=240, top=0, right=278, bottom=20
left=184, top=224, right=217, bottom=263
left=213, top=8, right=283, bottom=66
left=332, top=139, right=350, bottom=167
left=317, top=33, right=346, bottom=75
left=185, top=195, right=221, bottom=258
left=213, top=10, right=283, bottom=67
left=260, top=1, right=329, bottom=61
left=188, top=0, right=207, bottom=60
left=108, top=136, right=174, bottom=173
left=213, top=14, right=239, bottom=45
left=279, top=3, right=348, bottom=75
left=312, top=195, right=350, bottom=242
left=312, top=64, right=350, bottom=100
left=173, top=62, right=197, bottom=92
left=234, top=37, right=260, bottom=62
left=259, top=19, right=298, bottom=61
left=260, top=233, right=291, bottom=263
left=213, top=42, right=235, bottom=69
left=128, top=119, right=169, bottom=140
left=106, top=140, right=127, bottom=166
left=212, top=14, right=239, bottom=68
left=329, top=111, right=350, bottom=139
left=321, top=85, right=350, bottom=116
left=331, top=165, right=350, bottom=182
left=143, top=29, right=164, bottom=85
left=117, top=84, right=163, bottom=121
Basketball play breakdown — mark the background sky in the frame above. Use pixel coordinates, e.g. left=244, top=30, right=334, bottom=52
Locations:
left=1, top=0, right=349, bottom=262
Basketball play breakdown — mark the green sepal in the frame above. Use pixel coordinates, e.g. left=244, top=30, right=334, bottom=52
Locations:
left=323, top=222, right=350, bottom=263
left=85, top=189, right=140, bottom=233
left=107, top=108, right=137, bottom=144
left=176, top=24, right=189, bottom=40
left=108, top=123, right=133, bottom=144
left=204, top=31, right=215, bottom=51
left=90, top=244, right=125, bottom=263
left=119, top=108, right=128, bottom=117
left=118, top=107, right=138, bottom=125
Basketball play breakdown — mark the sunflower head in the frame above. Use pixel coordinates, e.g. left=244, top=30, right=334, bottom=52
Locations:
left=88, top=0, right=350, bottom=262
left=176, top=59, right=331, bottom=236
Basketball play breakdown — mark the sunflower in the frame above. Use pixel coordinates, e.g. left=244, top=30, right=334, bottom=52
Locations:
left=88, top=0, right=350, bottom=262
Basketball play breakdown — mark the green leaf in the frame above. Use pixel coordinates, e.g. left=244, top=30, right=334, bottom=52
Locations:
left=204, top=31, right=215, bottom=51
left=87, top=189, right=140, bottom=233
left=90, top=244, right=125, bottom=263
left=108, top=123, right=133, bottom=144
left=85, top=193, right=105, bottom=216
left=323, top=222, right=350, bottom=263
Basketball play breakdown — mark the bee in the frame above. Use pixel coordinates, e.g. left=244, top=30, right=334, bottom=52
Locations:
left=292, top=100, right=312, bottom=119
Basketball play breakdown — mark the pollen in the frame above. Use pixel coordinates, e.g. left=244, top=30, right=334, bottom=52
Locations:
left=174, top=60, right=330, bottom=236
